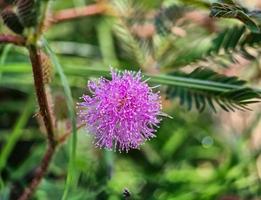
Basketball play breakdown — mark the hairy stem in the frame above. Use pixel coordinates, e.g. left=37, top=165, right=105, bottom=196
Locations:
left=29, top=45, right=56, bottom=147
left=17, top=144, right=55, bottom=200
left=0, top=34, right=25, bottom=46
left=18, top=45, right=56, bottom=200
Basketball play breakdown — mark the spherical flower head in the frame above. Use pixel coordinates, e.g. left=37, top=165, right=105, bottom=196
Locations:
left=77, top=69, right=163, bottom=152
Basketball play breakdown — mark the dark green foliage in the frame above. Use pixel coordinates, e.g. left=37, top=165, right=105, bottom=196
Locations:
left=208, top=25, right=261, bottom=59
left=210, top=1, right=260, bottom=33
left=209, top=26, right=246, bottom=54
left=4, top=0, right=15, bottom=3
left=167, top=24, right=261, bottom=67
left=151, top=2, right=261, bottom=68
left=166, top=68, right=260, bottom=112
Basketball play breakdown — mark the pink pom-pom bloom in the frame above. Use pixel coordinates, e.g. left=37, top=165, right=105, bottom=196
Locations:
left=77, top=69, right=164, bottom=152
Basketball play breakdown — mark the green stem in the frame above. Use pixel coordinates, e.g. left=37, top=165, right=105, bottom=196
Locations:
left=150, top=74, right=246, bottom=90
left=0, top=95, right=33, bottom=189
left=0, top=44, right=12, bottom=80
left=36, top=0, right=52, bottom=38
left=43, top=39, right=78, bottom=200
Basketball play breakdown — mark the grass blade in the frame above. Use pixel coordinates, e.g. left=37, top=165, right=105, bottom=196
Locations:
left=0, top=94, right=34, bottom=187
left=43, top=39, right=78, bottom=200
left=0, top=44, right=12, bottom=79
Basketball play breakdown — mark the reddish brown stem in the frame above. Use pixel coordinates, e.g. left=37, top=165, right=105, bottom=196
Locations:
left=52, top=4, right=105, bottom=24
left=28, top=45, right=56, bottom=147
left=17, top=144, right=55, bottom=200
left=0, top=34, right=25, bottom=46
left=18, top=45, right=57, bottom=200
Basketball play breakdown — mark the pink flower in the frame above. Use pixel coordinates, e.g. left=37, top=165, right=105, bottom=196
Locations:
left=77, top=69, right=164, bottom=152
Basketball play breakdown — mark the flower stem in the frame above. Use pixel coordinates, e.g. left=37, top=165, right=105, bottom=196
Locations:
left=17, top=144, right=55, bottom=200
left=28, top=45, right=56, bottom=147
left=18, top=45, right=57, bottom=200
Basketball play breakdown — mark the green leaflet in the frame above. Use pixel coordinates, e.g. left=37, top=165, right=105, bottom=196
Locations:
left=165, top=68, right=260, bottom=112
left=210, top=2, right=260, bottom=33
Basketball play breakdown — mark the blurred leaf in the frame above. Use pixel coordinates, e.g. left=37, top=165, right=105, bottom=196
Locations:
left=154, top=4, right=186, bottom=35
left=178, top=0, right=211, bottom=8
left=0, top=94, right=33, bottom=174
left=161, top=128, right=187, bottom=158
left=0, top=44, right=13, bottom=79
left=97, top=18, right=119, bottom=66
left=164, top=67, right=260, bottom=112
left=43, top=39, right=78, bottom=200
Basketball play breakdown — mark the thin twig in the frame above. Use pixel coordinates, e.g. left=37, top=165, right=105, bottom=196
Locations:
left=52, top=3, right=105, bottom=24
left=17, top=144, right=55, bottom=200
left=0, top=34, right=25, bottom=46
left=57, top=123, right=84, bottom=144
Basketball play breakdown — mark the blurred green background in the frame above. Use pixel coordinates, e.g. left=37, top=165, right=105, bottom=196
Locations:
left=0, top=0, right=261, bottom=199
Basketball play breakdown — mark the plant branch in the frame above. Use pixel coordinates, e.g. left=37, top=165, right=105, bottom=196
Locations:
left=17, top=144, right=55, bottom=200
left=18, top=45, right=57, bottom=200
left=28, top=45, right=56, bottom=147
left=0, top=34, right=25, bottom=46
left=51, top=3, right=105, bottom=24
